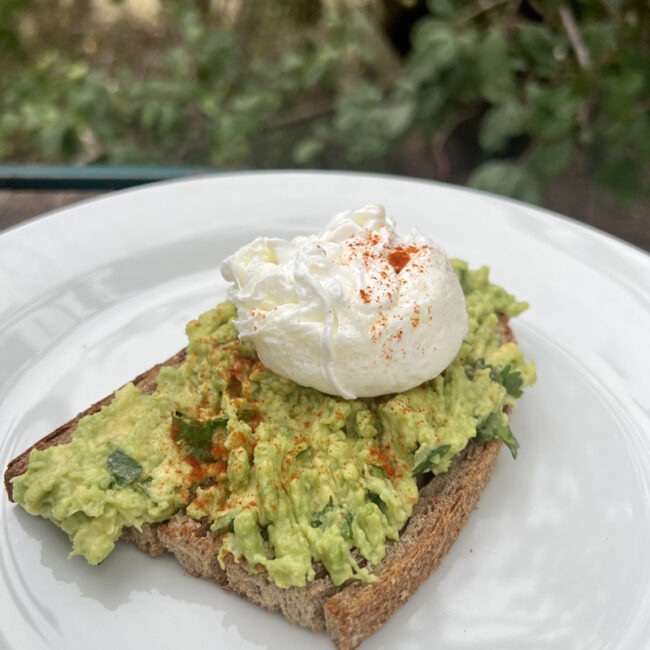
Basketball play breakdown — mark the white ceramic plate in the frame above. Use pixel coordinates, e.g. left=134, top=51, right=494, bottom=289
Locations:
left=1, top=172, right=649, bottom=650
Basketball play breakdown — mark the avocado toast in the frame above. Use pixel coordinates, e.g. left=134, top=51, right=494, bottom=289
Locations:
left=4, top=262, right=535, bottom=650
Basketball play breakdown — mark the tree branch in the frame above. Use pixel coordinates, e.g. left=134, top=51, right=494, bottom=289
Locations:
left=559, top=5, right=592, bottom=70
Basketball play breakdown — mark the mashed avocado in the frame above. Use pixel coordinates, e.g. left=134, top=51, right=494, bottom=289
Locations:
left=12, top=261, right=536, bottom=587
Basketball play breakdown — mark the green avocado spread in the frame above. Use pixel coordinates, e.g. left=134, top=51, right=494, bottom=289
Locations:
left=12, top=261, right=536, bottom=588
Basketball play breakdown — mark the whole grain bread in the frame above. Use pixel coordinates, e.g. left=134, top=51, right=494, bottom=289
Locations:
left=4, top=315, right=515, bottom=650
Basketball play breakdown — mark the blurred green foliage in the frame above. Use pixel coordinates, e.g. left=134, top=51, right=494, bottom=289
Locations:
left=0, top=0, right=648, bottom=203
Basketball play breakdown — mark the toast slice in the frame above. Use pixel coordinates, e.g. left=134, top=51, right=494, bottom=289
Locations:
left=4, top=315, right=515, bottom=650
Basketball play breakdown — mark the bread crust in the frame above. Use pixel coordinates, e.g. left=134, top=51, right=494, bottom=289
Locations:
left=4, top=315, right=516, bottom=649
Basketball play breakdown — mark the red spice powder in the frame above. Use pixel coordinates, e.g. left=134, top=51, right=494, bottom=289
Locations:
left=368, top=446, right=398, bottom=480
left=411, top=304, right=421, bottom=329
left=387, top=249, right=410, bottom=274
left=247, top=412, right=262, bottom=432
left=191, top=486, right=226, bottom=513
left=387, top=244, right=420, bottom=274
left=185, top=455, right=227, bottom=484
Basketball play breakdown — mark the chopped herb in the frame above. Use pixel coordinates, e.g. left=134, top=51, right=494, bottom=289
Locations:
left=476, top=412, right=519, bottom=458
left=295, top=448, right=312, bottom=462
left=465, top=359, right=524, bottom=398
left=211, top=512, right=236, bottom=535
left=237, top=402, right=259, bottom=426
left=367, top=491, right=387, bottom=513
left=134, top=475, right=153, bottom=496
left=368, top=465, right=386, bottom=479
left=311, top=496, right=335, bottom=529
left=464, top=357, right=486, bottom=379
left=107, top=450, right=142, bottom=488
left=311, top=497, right=353, bottom=539
left=171, top=413, right=228, bottom=461
left=340, top=510, right=353, bottom=540
left=411, top=444, right=451, bottom=476
left=344, top=417, right=359, bottom=439
left=491, top=365, right=524, bottom=397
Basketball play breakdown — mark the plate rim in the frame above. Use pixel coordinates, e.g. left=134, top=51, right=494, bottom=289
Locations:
left=1, top=169, right=648, bottom=262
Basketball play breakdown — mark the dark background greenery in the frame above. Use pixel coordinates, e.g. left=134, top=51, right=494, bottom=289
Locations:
left=1, top=0, right=648, bottom=210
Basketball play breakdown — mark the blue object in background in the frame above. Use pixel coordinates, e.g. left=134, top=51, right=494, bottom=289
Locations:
left=0, top=165, right=217, bottom=190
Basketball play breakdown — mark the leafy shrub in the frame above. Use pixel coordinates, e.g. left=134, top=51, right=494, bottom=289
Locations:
left=0, top=1, right=647, bottom=203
